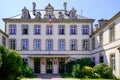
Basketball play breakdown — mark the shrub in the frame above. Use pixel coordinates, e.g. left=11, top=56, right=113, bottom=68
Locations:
left=66, top=60, right=76, bottom=73
left=0, top=53, right=2, bottom=67
left=93, top=63, right=114, bottom=79
left=72, top=64, right=81, bottom=78
left=82, top=66, right=93, bottom=78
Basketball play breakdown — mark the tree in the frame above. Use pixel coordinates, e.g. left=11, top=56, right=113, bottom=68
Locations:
left=76, top=57, right=95, bottom=68
left=0, top=44, right=22, bottom=80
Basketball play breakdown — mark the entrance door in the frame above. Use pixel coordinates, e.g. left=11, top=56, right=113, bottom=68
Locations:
left=34, top=58, right=40, bottom=73
left=59, top=58, right=65, bottom=73
left=46, top=58, right=53, bottom=73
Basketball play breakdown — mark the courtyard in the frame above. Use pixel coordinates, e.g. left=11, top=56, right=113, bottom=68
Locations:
left=21, top=74, right=116, bottom=80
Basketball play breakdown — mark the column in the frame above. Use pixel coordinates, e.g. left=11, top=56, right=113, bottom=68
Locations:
left=117, top=48, right=120, bottom=78
left=53, top=58, right=58, bottom=74
left=41, top=58, right=46, bottom=74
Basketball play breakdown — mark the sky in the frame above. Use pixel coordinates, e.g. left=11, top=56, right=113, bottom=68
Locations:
left=0, top=0, right=120, bottom=30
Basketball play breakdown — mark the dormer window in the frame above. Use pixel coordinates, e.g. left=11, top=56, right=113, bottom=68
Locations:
left=44, top=3, right=56, bottom=19
left=59, top=12, right=64, bottom=19
left=21, top=7, right=31, bottom=19
left=69, top=8, right=77, bottom=20
left=23, top=12, right=28, bottom=18
left=45, top=4, right=54, bottom=15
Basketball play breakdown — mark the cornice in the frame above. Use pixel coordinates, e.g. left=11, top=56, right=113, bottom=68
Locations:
left=90, top=11, right=120, bottom=38
left=2, top=18, right=95, bottom=23
left=0, top=29, right=8, bottom=37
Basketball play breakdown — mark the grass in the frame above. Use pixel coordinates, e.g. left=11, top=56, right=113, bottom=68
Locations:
left=60, top=73, right=116, bottom=80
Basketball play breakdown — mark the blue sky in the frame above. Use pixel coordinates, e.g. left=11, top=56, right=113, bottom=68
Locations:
left=0, top=0, right=120, bottom=30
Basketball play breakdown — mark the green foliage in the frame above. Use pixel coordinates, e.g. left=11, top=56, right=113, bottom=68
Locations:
left=93, top=63, right=114, bottom=79
left=0, top=53, right=2, bottom=67
left=0, top=44, right=22, bottom=80
left=72, top=64, right=81, bottom=78
left=76, top=57, right=95, bottom=68
left=66, top=60, right=76, bottom=73
left=66, top=57, right=95, bottom=75
left=82, top=66, right=93, bottom=78
left=19, top=61, right=35, bottom=78
left=60, top=73, right=72, bottom=78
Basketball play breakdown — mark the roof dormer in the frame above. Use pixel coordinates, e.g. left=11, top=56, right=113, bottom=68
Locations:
left=21, top=7, right=31, bottom=19
left=45, top=3, right=54, bottom=15
left=69, top=7, right=77, bottom=19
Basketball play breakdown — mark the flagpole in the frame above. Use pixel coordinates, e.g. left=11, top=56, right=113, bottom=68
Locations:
left=48, top=13, right=52, bottom=55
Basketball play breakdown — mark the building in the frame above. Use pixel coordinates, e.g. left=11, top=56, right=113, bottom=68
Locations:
left=1, top=2, right=120, bottom=77
left=0, top=29, right=8, bottom=47
left=91, top=12, right=120, bottom=77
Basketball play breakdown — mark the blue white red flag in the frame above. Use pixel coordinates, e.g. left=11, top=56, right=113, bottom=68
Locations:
left=48, top=14, right=52, bottom=24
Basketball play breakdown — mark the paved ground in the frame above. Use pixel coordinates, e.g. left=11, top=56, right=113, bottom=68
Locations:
left=35, top=74, right=63, bottom=80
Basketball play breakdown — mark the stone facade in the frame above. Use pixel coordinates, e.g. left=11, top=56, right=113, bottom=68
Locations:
left=0, top=2, right=120, bottom=78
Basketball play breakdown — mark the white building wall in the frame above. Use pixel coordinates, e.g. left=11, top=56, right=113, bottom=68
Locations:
left=6, top=22, right=92, bottom=58
left=91, top=14, right=120, bottom=78
left=0, top=31, right=8, bottom=47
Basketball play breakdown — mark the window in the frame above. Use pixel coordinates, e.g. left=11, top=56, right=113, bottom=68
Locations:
left=46, top=25, right=52, bottom=35
left=59, top=25, right=65, bottom=35
left=46, top=40, right=53, bottom=51
left=9, top=39, right=16, bottom=50
left=99, top=55, right=104, bottom=63
left=2, top=36, right=6, bottom=46
left=92, top=57, right=96, bottom=63
left=70, top=13, right=77, bottom=19
left=109, top=24, right=115, bottom=42
left=9, top=25, right=16, bottom=34
left=110, top=54, right=115, bottom=70
left=70, top=40, right=77, bottom=50
left=92, top=37, right=95, bottom=50
left=82, top=39, right=89, bottom=51
left=59, top=39, right=65, bottom=51
left=99, top=31, right=103, bottom=45
left=82, top=25, right=89, bottom=35
left=23, top=12, right=28, bottom=18
left=34, top=25, right=40, bottom=35
left=70, top=25, right=77, bottom=35
left=21, top=39, right=28, bottom=50
left=22, top=25, right=28, bottom=35
left=34, top=39, right=41, bottom=51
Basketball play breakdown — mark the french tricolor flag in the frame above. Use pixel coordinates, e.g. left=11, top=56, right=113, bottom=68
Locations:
left=48, top=13, right=52, bottom=24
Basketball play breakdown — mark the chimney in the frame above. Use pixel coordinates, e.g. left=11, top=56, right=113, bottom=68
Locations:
left=63, top=2, right=67, bottom=14
left=32, top=2, right=36, bottom=15
left=98, top=18, right=108, bottom=27
left=94, top=24, right=99, bottom=31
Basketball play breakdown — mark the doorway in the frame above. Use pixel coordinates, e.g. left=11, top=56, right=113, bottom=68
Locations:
left=34, top=58, right=40, bottom=73
left=59, top=58, right=65, bottom=73
left=46, top=58, right=53, bottom=73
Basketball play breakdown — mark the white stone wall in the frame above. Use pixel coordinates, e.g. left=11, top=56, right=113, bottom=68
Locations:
left=0, top=31, right=8, bottom=47
left=6, top=22, right=92, bottom=58
left=91, top=15, right=120, bottom=77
